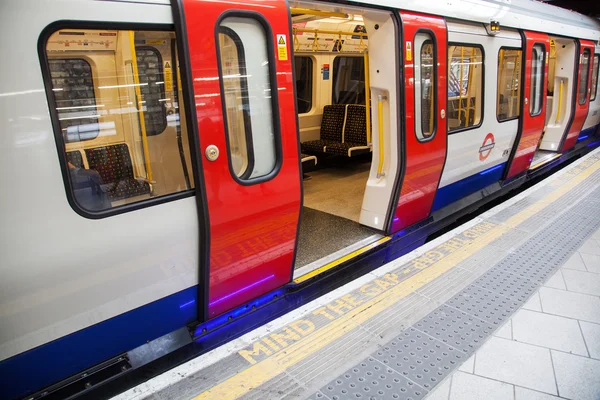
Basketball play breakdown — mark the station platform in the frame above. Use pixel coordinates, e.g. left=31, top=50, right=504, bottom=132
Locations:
left=115, top=148, right=600, bottom=400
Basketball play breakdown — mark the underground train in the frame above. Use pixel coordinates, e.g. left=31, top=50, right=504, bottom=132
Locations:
left=1, top=0, right=599, bottom=398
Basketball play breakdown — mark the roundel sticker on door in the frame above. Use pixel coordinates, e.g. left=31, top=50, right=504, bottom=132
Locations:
left=479, top=133, right=495, bottom=161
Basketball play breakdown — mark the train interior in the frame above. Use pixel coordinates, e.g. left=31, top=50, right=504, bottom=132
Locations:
left=290, top=1, right=396, bottom=273
left=46, top=29, right=195, bottom=212
left=533, top=36, right=577, bottom=166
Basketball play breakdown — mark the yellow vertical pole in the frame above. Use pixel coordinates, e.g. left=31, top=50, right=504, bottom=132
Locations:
left=497, top=49, right=506, bottom=119
left=465, top=47, right=476, bottom=125
left=128, top=31, right=153, bottom=182
left=377, top=95, right=385, bottom=178
left=458, top=46, right=465, bottom=121
left=364, top=51, right=371, bottom=143
left=556, top=79, right=564, bottom=123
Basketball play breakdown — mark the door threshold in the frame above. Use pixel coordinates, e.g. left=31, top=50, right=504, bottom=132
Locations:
left=529, top=153, right=561, bottom=171
left=293, top=234, right=389, bottom=283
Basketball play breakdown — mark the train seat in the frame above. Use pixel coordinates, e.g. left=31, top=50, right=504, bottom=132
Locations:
left=325, top=104, right=371, bottom=157
left=67, top=150, right=84, bottom=168
left=301, top=153, right=317, bottom=172
left=85, top=144, right=151, bottom=201
left=301, top=104, right=347, bottom=153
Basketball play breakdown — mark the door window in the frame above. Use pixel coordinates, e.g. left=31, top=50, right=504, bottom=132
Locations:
left=530, top=45, right=545, bottom=116
left=415, top=33, right=435, bottom=141
left=218, top=17, right=279, bottom=181
left=578, top=49, right=591, bottom=105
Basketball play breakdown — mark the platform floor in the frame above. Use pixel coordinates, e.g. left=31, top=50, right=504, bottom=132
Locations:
left=115, top=148, right=600, bottom=400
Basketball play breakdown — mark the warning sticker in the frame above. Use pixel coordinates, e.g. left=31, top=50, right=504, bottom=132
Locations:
left=277, top=34, right=288, bottom=61
left=406, top=41, right=412, bottom=62
left=164, top=61, right=173, bottom=92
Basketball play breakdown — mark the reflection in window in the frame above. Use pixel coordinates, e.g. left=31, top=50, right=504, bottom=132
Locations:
left=49, top=58, right=100, bottom=142
left=135, top=47, right=167, bottom=135
left=530, top=45, right=544, bottom=116
left=497, top=48, right=522, bottom=121
left=332, top=56, right=365, bottom=105
left=415, top=34, right=435, bottom=141
left=591, top=54, right=599, bottom=102
left=295, top=56, right=313, bottom=113
left=447, top=45, right=483, bottom=132
left=45, top=29, right=194, bottom=214
left=579, top=49, right=591, bottom=105
left=218, top=17, right=278, bottom=181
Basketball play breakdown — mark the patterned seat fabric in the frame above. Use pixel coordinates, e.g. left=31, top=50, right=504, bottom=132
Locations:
left=85, top=144, right=151, bottom=201
left=344, top=105, right=368, bottom=146
left=300, top=104, right=346, bottom=154
left=67, top=150, right=84, bottom=168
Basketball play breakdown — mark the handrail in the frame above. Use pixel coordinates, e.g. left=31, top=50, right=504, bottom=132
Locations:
left=377, top=95, right=385, bottom=178
left=290, top=8, right=348, bottom=19
left=556, top=79, right=564, bottom=123
left=293, top=27, right=368, bottom=38
left=364, top=51, right=371, bottom=143
left=128, top=31, right=153, bottom=182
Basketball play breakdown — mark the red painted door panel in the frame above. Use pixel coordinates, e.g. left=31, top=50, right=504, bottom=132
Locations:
left=391, top=12, right=447, bottom=233
left=179, top=0, right=301, bottom=318
left=561, top=39, right=595, bottom=152
left=505, top=32, right=550, bottom=180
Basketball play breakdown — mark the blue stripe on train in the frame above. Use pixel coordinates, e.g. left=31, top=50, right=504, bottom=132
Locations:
left=431, top=162, right=506, bottom=212
left=0, top=286, right=197, bottom=400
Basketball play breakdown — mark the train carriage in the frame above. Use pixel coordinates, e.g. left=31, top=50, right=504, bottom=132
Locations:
left=0, top=0, right=599, bottom=398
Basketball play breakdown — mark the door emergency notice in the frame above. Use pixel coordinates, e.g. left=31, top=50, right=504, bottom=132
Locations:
left=277, top=34, right=288, bottom=61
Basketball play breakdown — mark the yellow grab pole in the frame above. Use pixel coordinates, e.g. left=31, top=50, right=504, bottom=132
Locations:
left=289, top=8, right=348, bottom=19
left=129, top=31, right=153, bottom=182
left=377, top=95, right=385, bottom=178
left=458, top=46, right=465, bottom=121
left=364, top=51, right=371, bottom=143
left=556, top=79, right=564, bottom=123
left=293, top=27, right=368, bottom=38
left=465, top=47, right=475, bottom=126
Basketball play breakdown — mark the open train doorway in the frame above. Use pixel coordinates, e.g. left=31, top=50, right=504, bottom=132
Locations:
left=290, top=1, right=400, bottom=275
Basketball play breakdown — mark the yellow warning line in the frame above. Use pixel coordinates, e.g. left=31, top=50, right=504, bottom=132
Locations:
left=293, top=236, right=391, bottom=284
left=192, top=155, right=600, bottom=400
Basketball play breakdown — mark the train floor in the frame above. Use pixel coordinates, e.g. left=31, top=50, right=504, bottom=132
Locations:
left=114, top=148, right=600, bottom=400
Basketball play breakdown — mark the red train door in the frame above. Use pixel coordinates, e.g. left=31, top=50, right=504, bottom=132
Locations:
left=505, top=32, right=550, bottom=179
left=175, top=0, right=301, bottom=318
left=390, top=12, right=447, bottom=232
left=561, top=39, right=595, bottom=151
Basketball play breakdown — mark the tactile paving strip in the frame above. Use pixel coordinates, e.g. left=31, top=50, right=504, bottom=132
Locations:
left=308, top=157, right=600, bottom=400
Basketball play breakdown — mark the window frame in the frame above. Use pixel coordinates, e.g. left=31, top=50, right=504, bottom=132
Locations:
left=591, top=54, right=599, bottom=102
left=331, top=54, right=365, bottom=105
left=135, top=45, right=168, bottom=136
left=496, top=46, right=523, bottom=123
left=38, top=21, right=198, bottom=220
left=578, top=48, right=591, bottom=106
left=414, top=29, right=437, bottom=143
left=447, top=42, right=485, bottom=135
left=529, top=43, right=546, bottom=117
left=214, top=11, right=283, bottom=186
left=294, top=55, right=315, bottom=114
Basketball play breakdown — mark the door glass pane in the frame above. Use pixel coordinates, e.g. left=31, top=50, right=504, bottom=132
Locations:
left=415, top=33, right=435, bottom=141
left=497, top=48, right=522, bottom=121
left=44, top=29, right=194, bottom=214
left=447, top=45, right=483, bottom=132
left=579, top=49, right=591, bottom=105
left=218, top=17, right=278, bottom=181
left=591, top=55, right=599, bottom=102
left=530, top=45, right=544, bottom=116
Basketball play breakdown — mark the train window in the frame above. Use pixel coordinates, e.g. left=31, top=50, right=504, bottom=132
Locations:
left=497, top=48, right=522, bottom=121
left=415, top=33, right=435, bottom=141
left=43, top=28, right=195, bottom=216
left=530, top=45, right=545, bottom=116
left=578, top=49, right=591, bottom=105
left=447, top=45, right=483, bottom=132
left=295, top=56, right=313, bottom=114
left=332, top=56, right=365, bottom=105
left=218, top=17, right=278, bottom=181
left=592, top=54, right=599, bottom=102
left=135, top=46, right=167, bottom=135
left=49, top=59, right=100, bottom=142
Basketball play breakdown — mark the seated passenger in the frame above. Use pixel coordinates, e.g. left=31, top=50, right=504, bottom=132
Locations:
left=68, top=161, right=110, bottom=211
